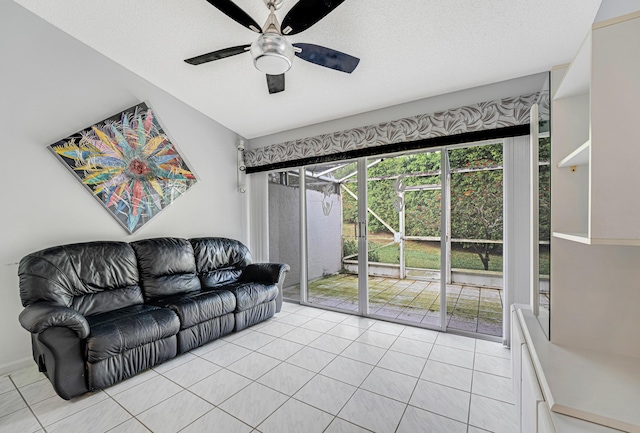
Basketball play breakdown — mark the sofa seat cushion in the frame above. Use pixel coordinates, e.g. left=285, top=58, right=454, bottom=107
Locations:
left=224, top=282, right=278, bottom=312
left=86, top=305, right=179, bottom=362
left=150, top=289, right=236, bottom=329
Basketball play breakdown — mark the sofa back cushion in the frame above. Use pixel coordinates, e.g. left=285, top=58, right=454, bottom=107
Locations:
left=19, top=242, right=143, bottom=316
left=132, top=238, right=201, bottom=301
left=190, top=238, right=252, bottom=288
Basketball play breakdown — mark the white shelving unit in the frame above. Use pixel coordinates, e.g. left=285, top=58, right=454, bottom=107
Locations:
left=554, top=32, right=591, bottom=100
left=557, top=140, right=589, bottom=168
left=551, top=231, right=590, bottom=244
left=552, top=11, right=640, bottom=245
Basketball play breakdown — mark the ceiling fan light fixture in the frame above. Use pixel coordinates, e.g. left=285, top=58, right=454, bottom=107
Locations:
left=251, top=32, right=294, bottom=75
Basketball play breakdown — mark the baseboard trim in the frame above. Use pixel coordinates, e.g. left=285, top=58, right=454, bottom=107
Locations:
left=0, top=357, right=32, bottom=377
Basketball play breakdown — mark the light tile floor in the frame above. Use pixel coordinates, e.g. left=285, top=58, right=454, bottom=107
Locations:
left=0, top=303, right=516, bottom=433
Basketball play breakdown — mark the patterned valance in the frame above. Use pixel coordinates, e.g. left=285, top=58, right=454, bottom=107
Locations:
left=245, top=91, right=547, bottom=172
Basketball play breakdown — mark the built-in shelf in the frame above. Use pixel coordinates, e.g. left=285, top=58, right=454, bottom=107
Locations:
left=554, top=32, right=591, bottom=99
left=558, top=140, right=590, bottom=168
left=553, top=232, right=640, bottom=246
left=552, top=231, right=590, bottom=244
left=552, top=12, right=640, bottom=245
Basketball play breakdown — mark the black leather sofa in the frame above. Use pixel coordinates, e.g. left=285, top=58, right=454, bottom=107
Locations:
left=17, top=237, right=289, bottom=400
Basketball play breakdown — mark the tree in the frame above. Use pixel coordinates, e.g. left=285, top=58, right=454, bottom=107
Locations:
left=449, top=143, right=503, bottom=271
left=538, top=137, right=551, bottom=241
left=451, top=169, right=503, bottom=270
left=365, top=153, right=441, bottom=234
left=333, top=144, right=519, bottom=271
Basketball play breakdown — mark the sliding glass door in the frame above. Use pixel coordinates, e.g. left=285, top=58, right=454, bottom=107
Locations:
left=268, top=171, right=301, bottom=303
left=364, top=152, right=445, bottom=328
left=304, top=162, right=361, bottom=313
left=269, top=141, right=506, bottom=338
left=447, top=143, right=504, bottom=336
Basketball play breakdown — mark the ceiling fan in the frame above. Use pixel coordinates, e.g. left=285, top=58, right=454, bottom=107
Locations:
left=184, top=0, right=360, bottom=94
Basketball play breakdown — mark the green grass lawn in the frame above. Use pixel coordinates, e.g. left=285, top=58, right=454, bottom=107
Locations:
left=363, top=237, right=550, bottom=275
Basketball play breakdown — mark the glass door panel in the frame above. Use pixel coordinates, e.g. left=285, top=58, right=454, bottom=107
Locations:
left=447, top=143, right=504, bottom=337
left=536, top=74, right=551, bottom=338
left=404, top=187, right=442, bottom=327
left=365, top=152, right=443, bottom=328
left=365, top=157, right=401, bottom=319
left=538, top=136, right=551, bottom=328
left=268, top=170, right=301, bottom=302
left=305, top=162, right=359, bottom=312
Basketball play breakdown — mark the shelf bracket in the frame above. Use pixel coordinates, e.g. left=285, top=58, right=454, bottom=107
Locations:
left=570, top=165, right=576, bottom=172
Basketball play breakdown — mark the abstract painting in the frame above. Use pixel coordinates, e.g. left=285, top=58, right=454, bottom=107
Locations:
left=49, top=102, right=197, bottom=234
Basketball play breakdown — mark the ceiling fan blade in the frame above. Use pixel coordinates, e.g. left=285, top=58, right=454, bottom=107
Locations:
left=266, top=74, right=285, bottom=94
left=204, top=0, right=262, bottom=33
left=184, top=44, right=251, bottom=65
left=281, top=0, right=346, bottom=35
left=293, top=43, right=360, bottom=73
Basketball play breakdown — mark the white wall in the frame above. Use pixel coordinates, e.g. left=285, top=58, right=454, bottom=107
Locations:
left=0, top=2, right=245, bottom=373
left=551, top=241, right=640, bottom=358
left=247, top=172, right=269, bottom=262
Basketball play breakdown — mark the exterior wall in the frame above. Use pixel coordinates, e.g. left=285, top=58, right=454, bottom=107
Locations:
left=269, top=183, right=301, bottom=288
left=306, top=187, right=343, bottom=281
left=269, top=183, right=342, bottom=289
left=0, top=2, right=244, bottom=373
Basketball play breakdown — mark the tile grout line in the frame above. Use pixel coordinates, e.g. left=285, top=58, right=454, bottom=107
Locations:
left=16, top=386, right=114, bottom=431
left=311, top=345, right=394, bottom=431
left=183, top=317, right=345, bottom=431
left=392, top=336, right=434, bottom=433
left=290, top=310, right=515, bottom=429
left=467, top=346, right=477, bottom=428
left=104, top=395, right=151, bottom=433
left=252, top=313, right=361, bottom=430
left=8, top=375, right=47, bottom=433
left=256, top=310, right=496, bottom=395
left=252, top=310, right=378, bottom=432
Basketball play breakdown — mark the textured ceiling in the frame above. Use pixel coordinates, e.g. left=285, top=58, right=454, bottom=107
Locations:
left=14, top=0, right=601, bottom=139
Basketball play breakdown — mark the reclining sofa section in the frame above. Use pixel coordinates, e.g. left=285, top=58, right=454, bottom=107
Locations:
left=17, top=237, right=289, bottom=400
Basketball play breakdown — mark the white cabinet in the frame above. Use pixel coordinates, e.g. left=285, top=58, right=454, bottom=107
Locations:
left=552, top=11, right=640, bottom=245
left=537, top=402, right=555, bottom=433
left=511, top=305, right=526, bottom=427
left=522, top=345, right=544, bottom=433
left=511, top=306, right=634, bottom=433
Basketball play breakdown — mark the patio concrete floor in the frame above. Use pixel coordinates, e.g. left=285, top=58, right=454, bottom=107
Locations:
left=283, top=273, right=504, bottom=337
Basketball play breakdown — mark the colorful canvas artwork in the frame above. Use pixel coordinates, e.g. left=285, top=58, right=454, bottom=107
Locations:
left=49, top=103, right=197, bottom=233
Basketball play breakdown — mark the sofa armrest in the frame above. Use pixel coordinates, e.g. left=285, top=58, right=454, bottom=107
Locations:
left=239, top=263, right=290, bottom=313
left=239, top=263, right=290, bottom=286
left=19, top=302, right=90, bottom=339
